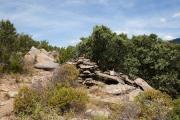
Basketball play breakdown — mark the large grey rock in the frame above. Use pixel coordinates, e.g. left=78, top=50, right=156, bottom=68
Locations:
left=83, top=70, right=91, bottom=74
left=103, top=84, right=136, bottom=95
left=36, top=53, right=55, bottom=63
left=127, top=89, right=142, bottom=101
left=24, top=46, right=41, bottom=66
left=34, top=62, right=59, bottom=70
left=134, top=78, right=153, bottom=91
left=24, top=46, right=59, bottom=70
left=79, top=64, right=94, bottom=69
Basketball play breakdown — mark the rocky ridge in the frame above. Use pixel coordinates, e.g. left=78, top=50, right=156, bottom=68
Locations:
left=68, top=57, right=153, bottom=103
left=0, top=49, right=154, bottom=119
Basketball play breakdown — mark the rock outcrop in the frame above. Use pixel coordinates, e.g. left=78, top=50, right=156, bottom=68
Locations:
left=68, top=57, right=153, bottom=102
left=134, top=78, right=153, bottom=91
left=24, top=46, right=59, bottom=70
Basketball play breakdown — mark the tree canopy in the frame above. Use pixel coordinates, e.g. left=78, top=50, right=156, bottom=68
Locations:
left=78, top=25, right=180, bottom=98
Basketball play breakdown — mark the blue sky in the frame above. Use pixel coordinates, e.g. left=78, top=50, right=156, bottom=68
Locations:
left=0, top=0, right=180, bottom=47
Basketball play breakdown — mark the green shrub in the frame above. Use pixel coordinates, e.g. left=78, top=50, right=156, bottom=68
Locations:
left=110, top=102, right=141, bottom=120
left=170, top=98, right=180, bottom=120
left=14, top=86, right=38, bottom=115
left=52, top=64, right=79, bottom=87
left=9, top=53, right=23, bottom=73
left=48, top=86, right=88, bottom=113
left=78, top=25, right=180, bottom=98
left=58, top=46, right=77, bottom=64
left=92, top=116, right=109, bottom=120
left=135, top=90, right=173, bottom=120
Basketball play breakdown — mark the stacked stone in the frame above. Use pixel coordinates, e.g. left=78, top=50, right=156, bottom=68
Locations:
left=75, top=57, right=99, bottom=86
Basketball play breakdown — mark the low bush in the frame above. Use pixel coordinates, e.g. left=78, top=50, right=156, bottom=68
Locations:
left=48, top=86, right=88, bottom=113
left=9, top=53, right=23, bottom=73
left=170, top=98, right=180, bottom=120
left=135, top=90, right=173, bottom=120
left=52, top=64, right=79, bottom=87
left=110, top=102, right=141, bottom=120
left=58, top=46, right=77, bottom=64
left=14, top=86, right=38, bottom=115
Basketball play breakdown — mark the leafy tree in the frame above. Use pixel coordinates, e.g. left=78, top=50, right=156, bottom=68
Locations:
left=16, top=34, right=40, bottom=54
left=0, top=20, right=59, bottom=73
left=0, top=20, right=17, bottom=64
left=9, top=53, right=24, bottom=73
left=58, top=46, right=77, bottom=64
left=0, top=20, right=17, bottom=51
left=78, top=25, right=180, bottom=98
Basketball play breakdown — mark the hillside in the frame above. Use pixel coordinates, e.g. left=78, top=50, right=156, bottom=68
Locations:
left=172, top=38, right=180, bottom=44
left=0, top=20, right=180, bottom=120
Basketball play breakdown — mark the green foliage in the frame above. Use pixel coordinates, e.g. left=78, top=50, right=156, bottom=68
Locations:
left=170, top=98, right=180, bottom=120
left=48, top=86, right=88, bottom=113
left=135, top=90, right=173, bottom=120
left=78, top=25, right=180, bottom=98
left=110, top=102, right=141, bottom=120
left=14, top=86, right=38, bottom=115
left=16, top=34, right=40, bottom=54
left=52, top=64, right=79, bottom=87
left=9, top=53, right=23, bottom=73
left=0, top=19, right=17, bottom=51
left=58, top=46, right=77, bottom=64
left=0, top=20, right=59, bottom=73
left=92, top=116, right=109, bottom=120
left=15, top=64, right=87, bottom=118
left=38, top=40, right=56, bottom=51
left=0, top=20, right=16, bottom=66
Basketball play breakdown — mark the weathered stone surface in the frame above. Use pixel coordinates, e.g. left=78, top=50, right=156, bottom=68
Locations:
left=83, top=70, right=91, bottom=74
left=95, top=71, right=125, bottom=84
left=85, top=108, right=110, bottom=118
left=24, top=46, right=59, bottom=70
left=66, top=61, right=76, bottom=65
left=79, top=64, right=94, bottom=69
left=103, top=84, right=136, bottom=95
left=36, top=53, right=55, bottom=63
left=83, top=61, right=97, bottom=66
left=85, top=78, right=93, bottom=81
left=127, top=89, right=142, bottom=101
left=110, top=70, right=116, bottom=76
left=34, top=62, right=59, bottom=70
left=0, top=84, right=9, bottom=92
left=7, top=91, right=18, bottom=98
left=24, top=54, right=35, bottom=65
left=134, top=78, right=153, bottom=91
left=0, top=99, right=14, bottom=118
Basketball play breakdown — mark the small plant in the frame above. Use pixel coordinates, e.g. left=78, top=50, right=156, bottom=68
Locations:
left=52, top=64, right=79, bottom=87
left=9, top=53, right=23, bottom=73
left=48, top=86, right=88, bottom=113
left=170, top=98, right=180, bottom=120
left=92, top=116, right=109, bottom=120
left=110, top=102, right=141, bottom=120
left=135, top=90, right=173, bottom=120
left=14, top=86, right=38, bottom=115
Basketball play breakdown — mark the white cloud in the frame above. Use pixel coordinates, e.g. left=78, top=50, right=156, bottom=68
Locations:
left=114, top=30, right=129, bottom=34
left=172, top=12, right=180, bottom=18
left=162, top=35, right=174, bottom=40
left=0, top=0, right=179, bottom=46
left=65, top=0, right=110, bottom=5
left=69, top=39, right=81, bottom=46
left=160, top=17, right=166, bottom=23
